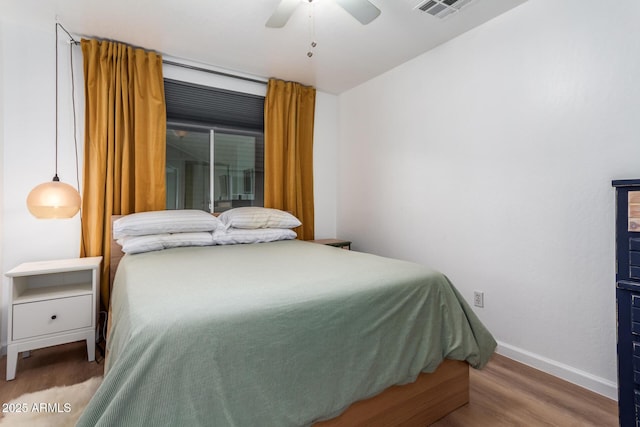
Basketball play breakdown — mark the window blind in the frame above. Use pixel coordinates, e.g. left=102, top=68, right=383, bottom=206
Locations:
left=164, top=79, right=265, bottom=131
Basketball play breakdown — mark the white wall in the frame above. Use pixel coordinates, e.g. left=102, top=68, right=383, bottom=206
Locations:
left=313, top=91, right=338, bottom=239
left=1, top=22, right=84, bottom=353
left=0, top=21, right=338, bottom=353
left=338, top=0, right=640, bottom=399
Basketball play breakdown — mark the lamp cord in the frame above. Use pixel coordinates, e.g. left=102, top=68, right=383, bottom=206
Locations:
left=53, top=21, right=79, bottom=183
left=68, top=31, right=86, bottom=257
left=55, top=22, right=79, bottom=191
left=54, top=22, right=59, bottom=180
left=69, top=38, right=80, bottom=194
left=57, top=21, right=87, bottom=256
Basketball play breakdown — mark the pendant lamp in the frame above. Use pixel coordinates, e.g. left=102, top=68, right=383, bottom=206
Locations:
left=26, top=23, right=81, bottom=219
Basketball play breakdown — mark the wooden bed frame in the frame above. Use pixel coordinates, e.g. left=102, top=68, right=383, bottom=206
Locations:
left=108, top=215, right=470, bottom=426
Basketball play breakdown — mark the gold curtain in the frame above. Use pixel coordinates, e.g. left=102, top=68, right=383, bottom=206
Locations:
left=80, top=39, right=166, bottom=308
left=264, top=79, right=316, bottom=240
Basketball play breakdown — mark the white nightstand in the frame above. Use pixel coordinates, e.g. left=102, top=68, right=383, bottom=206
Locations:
left=4, top=256, right=102, bottom=381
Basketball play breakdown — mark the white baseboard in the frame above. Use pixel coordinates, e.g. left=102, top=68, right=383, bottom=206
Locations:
left=496, top=341, right=618, bottom=401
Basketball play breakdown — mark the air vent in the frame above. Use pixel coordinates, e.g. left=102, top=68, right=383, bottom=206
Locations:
left=415, top=0, right=474, bottom=19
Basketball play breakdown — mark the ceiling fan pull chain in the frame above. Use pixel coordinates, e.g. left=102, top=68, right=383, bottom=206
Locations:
left=307, top=0, right=317, bottom=58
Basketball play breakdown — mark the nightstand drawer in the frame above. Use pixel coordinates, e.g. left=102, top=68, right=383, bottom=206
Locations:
left=12, top=295, right=92, bottom=340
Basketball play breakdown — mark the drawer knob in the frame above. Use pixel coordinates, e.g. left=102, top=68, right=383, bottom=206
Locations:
left=51, top=315, right=57, bottom=320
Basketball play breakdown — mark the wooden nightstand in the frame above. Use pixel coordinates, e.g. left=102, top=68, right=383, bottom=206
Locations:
left=4, top=256, right=102, bottom=381
left=310, top=239, right=352, bottom=250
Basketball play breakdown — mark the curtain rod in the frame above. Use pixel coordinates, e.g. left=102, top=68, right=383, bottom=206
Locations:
left=66, top=35, right=266, bottom=86
left=162, top=60, right=267, bottom=86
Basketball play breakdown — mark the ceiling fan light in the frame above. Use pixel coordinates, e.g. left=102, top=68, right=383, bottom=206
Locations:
left=266, top=0, right=380, bottom=28
left=26, top=179, right=81, bottom=219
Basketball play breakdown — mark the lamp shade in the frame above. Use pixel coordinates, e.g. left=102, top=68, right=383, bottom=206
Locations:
left=26, top=180, right=81, bottom=219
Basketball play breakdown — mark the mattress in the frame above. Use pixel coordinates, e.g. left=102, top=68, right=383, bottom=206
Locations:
left=77, top=239, right=496, bottom=426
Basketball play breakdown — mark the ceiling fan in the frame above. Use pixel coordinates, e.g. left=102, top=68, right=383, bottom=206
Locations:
left=265, top=0, right=381, bottom=28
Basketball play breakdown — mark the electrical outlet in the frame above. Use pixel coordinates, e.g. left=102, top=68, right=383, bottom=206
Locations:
left=473, top=291, right=484, bottom=308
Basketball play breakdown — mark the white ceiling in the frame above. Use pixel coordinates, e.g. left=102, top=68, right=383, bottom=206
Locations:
left=2, top=0, right=526, bottom=94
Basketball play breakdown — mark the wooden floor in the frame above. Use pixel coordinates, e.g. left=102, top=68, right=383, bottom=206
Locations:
left=433, top=354, right=618, bottom=427
left=0, top=341, right=104, bottom=404
left=0, top=344, right=617, bottom=426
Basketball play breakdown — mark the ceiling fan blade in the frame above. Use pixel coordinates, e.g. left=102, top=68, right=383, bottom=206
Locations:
left=265, top=0, right=301, bottom=28
left=335, top=0, right=381, bottom=25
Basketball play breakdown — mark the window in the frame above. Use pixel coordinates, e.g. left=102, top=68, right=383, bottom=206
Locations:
left=164, top=79, right=265, bottom=213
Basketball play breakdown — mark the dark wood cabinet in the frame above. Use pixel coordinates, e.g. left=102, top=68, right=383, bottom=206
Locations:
left=613, top=179, right=640, bottom=427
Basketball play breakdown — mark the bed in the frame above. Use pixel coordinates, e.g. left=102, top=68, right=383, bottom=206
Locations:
left=77, top=210, right=496, bottom=426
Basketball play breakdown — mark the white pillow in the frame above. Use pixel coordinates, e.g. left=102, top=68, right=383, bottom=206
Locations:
left=162, top=232, right=215, bottom=249
left=212, top=227, right=297, bottom=245
left=118, top=232, right=215, bottom=254
left=117, top=234, right=166, bottom=254
left=218, top=207, right=301, bottom=230
left=113, top=210, right=221, bottom=239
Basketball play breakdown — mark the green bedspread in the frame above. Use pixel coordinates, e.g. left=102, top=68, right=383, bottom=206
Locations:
left=78, top=240, right=496, bottom=426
